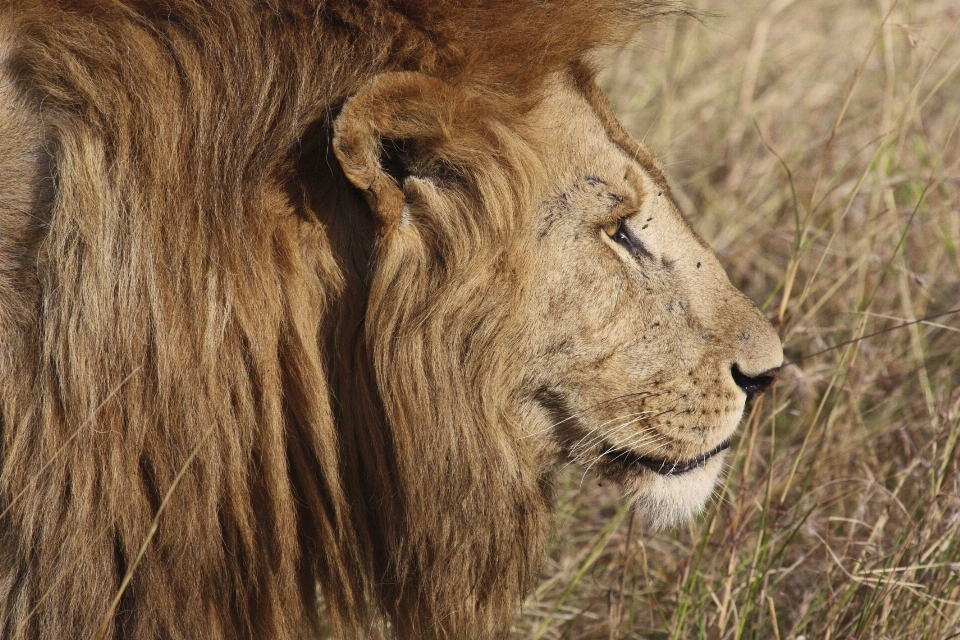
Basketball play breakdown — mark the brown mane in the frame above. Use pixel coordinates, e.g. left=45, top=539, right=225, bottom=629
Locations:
left=0, top=2, right=693, bottom=638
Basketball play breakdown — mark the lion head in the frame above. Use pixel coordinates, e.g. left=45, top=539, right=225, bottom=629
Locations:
left=330, top=63, right=782, bottom=637
left=0, top=2, right=781, bottom=640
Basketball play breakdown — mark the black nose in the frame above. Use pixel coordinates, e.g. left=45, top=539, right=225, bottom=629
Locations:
left=731, top=364, right=779, bottom=400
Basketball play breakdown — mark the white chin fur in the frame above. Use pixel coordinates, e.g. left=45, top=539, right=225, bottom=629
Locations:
left=629, top=453, right=726, bottom=530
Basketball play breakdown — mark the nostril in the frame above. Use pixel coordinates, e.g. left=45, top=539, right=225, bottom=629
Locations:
left=731, top=364, right=779, bottom=400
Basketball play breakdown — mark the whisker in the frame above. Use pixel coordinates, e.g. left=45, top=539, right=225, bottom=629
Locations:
left=577, top=434, right=669, bottom=478
left=524, top=389, right=670, bottom=438
left=573, top=403, right=680, bottom=453
left=579, top=405, right=679, bottom=454
left=568, top=412, right=652, bottom=452
left=559, top=431, right=665, bottom=476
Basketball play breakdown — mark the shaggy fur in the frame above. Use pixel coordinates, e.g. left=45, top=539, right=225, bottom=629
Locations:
left=0, top=2, right=784, bottom=639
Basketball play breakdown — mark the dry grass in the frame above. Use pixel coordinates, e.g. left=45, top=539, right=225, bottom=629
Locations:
left=514, top=1, right=960, bottom=638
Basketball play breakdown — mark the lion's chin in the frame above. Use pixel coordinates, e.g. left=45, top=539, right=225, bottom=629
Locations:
left=624, top=453, right=727, bottom=531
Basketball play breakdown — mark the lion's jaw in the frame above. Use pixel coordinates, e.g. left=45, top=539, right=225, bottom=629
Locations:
left=514, top=72, right=784, bottom=528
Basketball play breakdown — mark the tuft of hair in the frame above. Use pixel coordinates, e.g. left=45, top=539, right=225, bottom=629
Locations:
left=628, top=458, right=726, bottom=531
left=401, top=0, right=696, bottom=87
left=0, top=2, right=693, bottom=639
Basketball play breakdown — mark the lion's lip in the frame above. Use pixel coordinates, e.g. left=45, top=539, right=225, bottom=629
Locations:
left=599, top=438, right=731, bottom=476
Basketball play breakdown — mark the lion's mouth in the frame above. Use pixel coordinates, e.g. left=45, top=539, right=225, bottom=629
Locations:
left=599, top=438, right=731, bottom=476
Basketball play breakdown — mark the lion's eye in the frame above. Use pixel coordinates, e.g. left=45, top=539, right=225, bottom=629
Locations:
left=603, top=219, right=650, bottom=259
left=603, top=219, right=631, bottom=246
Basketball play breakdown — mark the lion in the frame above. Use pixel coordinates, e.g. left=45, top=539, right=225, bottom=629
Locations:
left=0, top=1, right=782, bottom=639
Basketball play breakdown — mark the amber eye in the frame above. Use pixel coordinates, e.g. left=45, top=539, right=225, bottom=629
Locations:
left=603, top=220, right=621, bottom=238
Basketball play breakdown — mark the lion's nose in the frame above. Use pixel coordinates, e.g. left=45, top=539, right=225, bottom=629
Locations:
left=731, top=364, right=779, bottom=400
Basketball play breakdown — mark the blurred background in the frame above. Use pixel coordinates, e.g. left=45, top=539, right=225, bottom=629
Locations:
left=514, top=1, right=960, bottom=638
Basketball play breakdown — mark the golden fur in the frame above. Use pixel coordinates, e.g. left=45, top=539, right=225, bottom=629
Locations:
left=0, top=1, right=782, bottom=639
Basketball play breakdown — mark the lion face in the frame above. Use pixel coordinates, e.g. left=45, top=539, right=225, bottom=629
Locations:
left=335, top=69, right=783, bottom=533
left=513, top=75, right=783, bottom=526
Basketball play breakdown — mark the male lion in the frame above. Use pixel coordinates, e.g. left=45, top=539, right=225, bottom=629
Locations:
left=0, top=1, right=782, bottom=639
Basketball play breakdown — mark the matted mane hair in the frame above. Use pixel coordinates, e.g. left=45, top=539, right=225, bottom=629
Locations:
left=0, top=1, right=691, bottom=638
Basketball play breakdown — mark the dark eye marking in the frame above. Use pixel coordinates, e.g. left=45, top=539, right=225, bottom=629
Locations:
left=603, top=219, right=651, bottom=259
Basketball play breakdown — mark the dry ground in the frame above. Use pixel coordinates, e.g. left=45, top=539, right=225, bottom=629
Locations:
left=514, top=1, right=960, bottom=638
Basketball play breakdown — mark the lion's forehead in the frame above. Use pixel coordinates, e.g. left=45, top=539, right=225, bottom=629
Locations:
left=521, top=76, right=677, bottom=225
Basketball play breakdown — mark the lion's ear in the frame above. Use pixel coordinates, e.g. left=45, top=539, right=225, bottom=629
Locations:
left=333, top=72, right=453, bottom=227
